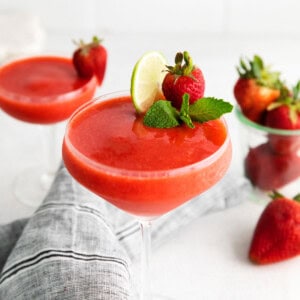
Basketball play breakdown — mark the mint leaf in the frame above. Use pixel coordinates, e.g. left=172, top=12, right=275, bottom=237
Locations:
left=179, top=93, right=194, bottom=128
left=189, top=97, right=233, bottom=123
left=143, top=100, right=180, bottom=128
left=143, top=95, right=233, bottom=129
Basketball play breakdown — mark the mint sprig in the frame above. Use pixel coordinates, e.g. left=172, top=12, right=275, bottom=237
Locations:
left=179, top=94, right=194, bottom=128
left=143, top=93, right=233, bottom=128
left=189, top=97, right=233, bottom=123
left=143, top=100, right=179, bottom=128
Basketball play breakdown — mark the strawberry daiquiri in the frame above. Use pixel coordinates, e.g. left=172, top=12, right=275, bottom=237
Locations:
left=0, top=56, right=97, bottom=124
left=63, top=51, right=233, bottom=299
left=0, top=37, right=106, bottom=207
left=63, top=93, right=232, bottom=218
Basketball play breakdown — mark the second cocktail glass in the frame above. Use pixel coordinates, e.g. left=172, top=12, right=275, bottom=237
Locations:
left=62, top=91, right=232, bottom=299
left=0, top=56, right=98, bottom=206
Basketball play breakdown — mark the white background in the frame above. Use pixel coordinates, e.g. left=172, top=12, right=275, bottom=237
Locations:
left=1, top=0, right=300, bottom=36
left=1, top=0, right=299, bottom=87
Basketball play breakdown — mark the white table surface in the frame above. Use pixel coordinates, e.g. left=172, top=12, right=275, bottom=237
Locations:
left=1, top=32, right=300, bottom=299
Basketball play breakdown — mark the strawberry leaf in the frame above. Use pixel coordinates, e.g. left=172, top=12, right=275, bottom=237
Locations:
left=293, top=194, right=300, bottom=202
left=237, top=55, right=284, bottom=90
left=189, top=97, right=233, bottom=123
left=252, top=55, right=263, bottom=78
left=269, top=190, right=284, bottom=200
left=239, top=58, right=249, bottom=75
left=293, top=80, right=300, bottom=100
left=165, top=51, right=194, bottom=77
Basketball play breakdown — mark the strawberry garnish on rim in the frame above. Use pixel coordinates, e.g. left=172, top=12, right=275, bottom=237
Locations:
left=234, top=55, right=283, bottom=123
left=72, top=36, right=107, bottom=86
left=162, top=51, right=205, bottom=109
left=249, top=191, right=300, bottom=264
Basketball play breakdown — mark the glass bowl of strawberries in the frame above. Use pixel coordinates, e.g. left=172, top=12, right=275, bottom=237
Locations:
left=234, top=55, right=300, bottom=201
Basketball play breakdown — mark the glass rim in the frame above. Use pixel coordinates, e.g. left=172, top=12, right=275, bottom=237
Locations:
left=64, top=90, right=231, bottom=178
left=0, top=55, right=97, bottom=104
left=235, top=107, right=300, bottom=136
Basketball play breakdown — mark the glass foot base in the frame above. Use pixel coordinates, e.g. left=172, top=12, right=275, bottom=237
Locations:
left=13, top=165, right=55, bottom=208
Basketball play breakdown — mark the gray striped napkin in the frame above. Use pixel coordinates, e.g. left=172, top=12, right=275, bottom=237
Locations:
left=0, top=164, right=250, bottom=299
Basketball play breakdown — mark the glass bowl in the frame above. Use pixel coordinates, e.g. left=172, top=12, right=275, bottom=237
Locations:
left=235, top=108, right=300, bottom=203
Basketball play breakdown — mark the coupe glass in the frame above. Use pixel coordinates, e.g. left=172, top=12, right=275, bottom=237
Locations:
left=62, top=91, right=232, bottom=299
left=0, top=56, right=97, bottom=207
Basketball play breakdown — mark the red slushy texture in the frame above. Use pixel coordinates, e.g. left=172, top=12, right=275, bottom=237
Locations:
left=0, top=56, right=97, bottom=124
left=63, top=96, right=232, bottom=217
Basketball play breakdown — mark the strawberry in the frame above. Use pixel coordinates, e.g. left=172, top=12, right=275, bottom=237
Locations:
left=265, top=105, right=300, bottom=129
left=162, top=51, right=205, bottom=109
left=233, top=55, right=282, bottom=123
left=249, top=191, right=300, bottom=264
left=72, top=36, right=107, bottom=85
left=245, top=143, right=300, bottom=190
left=265, top=81, right=300, bottom=129
left=267, top=133, right=300, bottom=155
left=264, top=81, right=300, bottom=154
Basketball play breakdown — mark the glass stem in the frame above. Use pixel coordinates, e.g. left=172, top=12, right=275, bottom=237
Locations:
left=139, top=220, right=152, bottom=300
left=38, top=124, right=58, bottom=188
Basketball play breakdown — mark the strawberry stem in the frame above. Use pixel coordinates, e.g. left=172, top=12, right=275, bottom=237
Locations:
left=183, top=51, right=194, bottom=76
left=236, top=55, right=283, bottom=90
left=293, top=194, right=300, bottom=202
left=269, top=190, right=284, bottom=200
left=166, top=51, right=195, bottom=77
left=269, top=191, right=300, bottom=203
left=73, top=36, right=102, bottom=50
